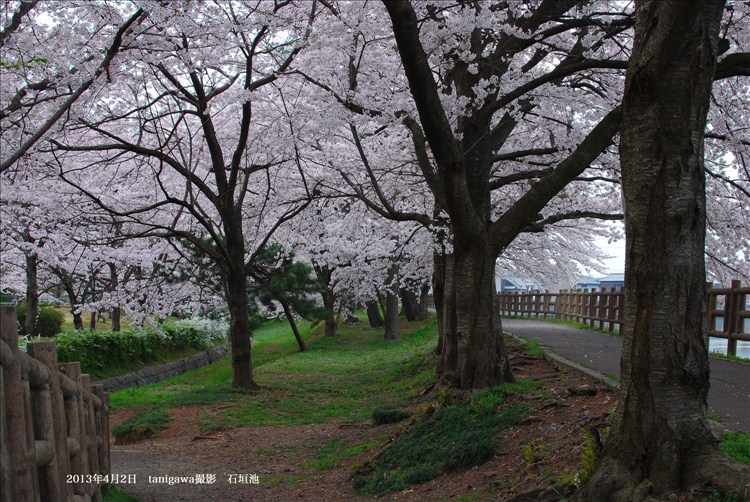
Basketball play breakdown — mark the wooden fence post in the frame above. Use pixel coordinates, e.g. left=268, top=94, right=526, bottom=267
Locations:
left=727, top=279, right=741, bottom=356
left=60, top=361, right=90, bottom=501
left=1, top=305, right=37, bottom=501
left=28, top=342, right=71, bottom=501
left=82, top=374, right=102, bottom=501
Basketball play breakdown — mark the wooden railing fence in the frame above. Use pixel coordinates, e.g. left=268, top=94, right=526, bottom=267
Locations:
left=498, top=287, right=624, bottom=333
left=427, top=280, right=749, bottom=357
left=1, top=305, right=111, bottom=502
left=707, top=280, right=750, bottom=356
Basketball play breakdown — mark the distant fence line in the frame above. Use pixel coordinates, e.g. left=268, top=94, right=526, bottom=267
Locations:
left=428, top=280, right=750, bottom=357
left=1, top=305, right=111, bottom=502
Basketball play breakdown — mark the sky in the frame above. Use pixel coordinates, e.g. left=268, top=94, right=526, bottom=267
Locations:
left=596, top=236, right=626, bottom=275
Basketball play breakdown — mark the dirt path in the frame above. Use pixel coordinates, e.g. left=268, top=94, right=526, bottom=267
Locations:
left=110, top=352, right=617, bottom=501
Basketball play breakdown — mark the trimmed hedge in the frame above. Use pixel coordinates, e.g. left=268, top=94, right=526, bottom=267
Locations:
left=26, top=319, right=228, bottom=378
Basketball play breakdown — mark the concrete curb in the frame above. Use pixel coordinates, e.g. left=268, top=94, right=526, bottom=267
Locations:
left=541, top=350, right=620, bottom=389
left=506, top=332, right=620, bottom=390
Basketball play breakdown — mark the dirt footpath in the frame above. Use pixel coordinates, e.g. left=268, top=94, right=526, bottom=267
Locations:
left=110, top=351, right=616, bottom=501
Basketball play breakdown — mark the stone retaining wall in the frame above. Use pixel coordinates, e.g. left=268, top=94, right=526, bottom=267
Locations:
left=96, top=344, right=230, bottom=392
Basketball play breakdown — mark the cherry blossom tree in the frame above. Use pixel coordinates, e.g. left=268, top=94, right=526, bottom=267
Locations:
left=291, top=0, right=750, bottom=390
left=580, top=1, right=750, bottom=499
left=49, top=0, right=320, bottom=388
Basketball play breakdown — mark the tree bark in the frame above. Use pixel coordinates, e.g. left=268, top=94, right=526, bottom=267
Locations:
left=366, top=300, right=384, bottom=328
left=24, top=251, right=39, bottom=336
left=314, top=264, right=338, bottom=336
left=400, top=289, right=418, bottom=322
left=384, top=262, right=401, bottom=341
left=224, top=259, right=256, bottom=389
left=579, top=2, right=750, bottom=499
left=432, top=251, right=446, bottom=356
left=438, top=241, right=513, bottom=389
left=108, top=263, right=121, bottom=332
left=415, top=282, right=429, bottom=321
left=322, top=289, right=337, bottom=336
left=60, top=277, right=83, bottom=330
left=281, top=301, right=307, bottom=352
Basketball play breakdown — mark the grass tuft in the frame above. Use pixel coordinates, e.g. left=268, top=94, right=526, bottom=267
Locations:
left=112, top=407, right=170, bottom=444
left=103, top=486, right=141, bottom=502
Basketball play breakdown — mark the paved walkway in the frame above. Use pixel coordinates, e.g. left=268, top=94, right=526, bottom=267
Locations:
left=503, top=318, right=750, bottom=432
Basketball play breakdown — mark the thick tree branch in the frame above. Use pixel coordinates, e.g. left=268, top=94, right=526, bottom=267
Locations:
left=491, top=106, right=622, bottom=251
left=715, top=52, right=750, bottom=79
left=382, top=0, right=459, bottom=172
left=0, top=8, right=146, bottom=174
left=523, top=210, right=623, bottom=233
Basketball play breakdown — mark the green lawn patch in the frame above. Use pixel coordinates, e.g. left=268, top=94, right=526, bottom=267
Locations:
left=709, top=351, right=750, bottom=364
left=103, top=486, right=141, bottom=502
left=721, top=432, right=750, bottom=464
left=110, top=316, right=438, bottom=430
left=353, top=381, right=539, bottom=496
left=112, top=407, right=171, bottom=444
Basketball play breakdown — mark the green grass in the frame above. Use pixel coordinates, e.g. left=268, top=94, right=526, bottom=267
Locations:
left=709, top=351, right=750, bottom=364
left=721, top=432, right=750, bottom=464
left=103, top=486, right=141, bottom=502
left=353, top=381, right=539, bottom=496
left=110, top=316, right=437, bottom=430
left=522, top=339, right=545, bottom=357
left=112, top=407, right=171, bottom=443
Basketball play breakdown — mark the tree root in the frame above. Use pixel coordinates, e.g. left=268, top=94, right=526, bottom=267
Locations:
left=575, top=449, right=750, bottom=501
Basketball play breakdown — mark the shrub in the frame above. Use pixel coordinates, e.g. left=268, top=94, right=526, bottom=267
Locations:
left=17, top=305, right=64, bottom=337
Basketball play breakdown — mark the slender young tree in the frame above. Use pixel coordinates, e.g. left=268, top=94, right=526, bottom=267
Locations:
left=580, top=1, right=750, bottom=499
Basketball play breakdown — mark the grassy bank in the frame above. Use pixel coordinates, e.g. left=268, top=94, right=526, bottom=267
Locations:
left=110, top=315, right=437, bottom=429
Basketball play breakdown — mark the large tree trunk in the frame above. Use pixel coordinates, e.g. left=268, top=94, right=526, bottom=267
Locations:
left=314, top=265, right=338, bottom=336
left=400, top=289, right=418, bottom=322
left=225, top=263, right=256, bottom=389
left=415, top=282, right=429, bottom=321
left=432, top=251, right=446, bottom=355
left=579, top=2, right=750, bottom=499
left=322, top=289, right=337, bottom=336
left=222, top=223, right=257, bottom=389
left=438, top=242, right=513, bottom=389
left=24, top=251, right=39, bottom=336
left=60, top=276, right=83, bottom=330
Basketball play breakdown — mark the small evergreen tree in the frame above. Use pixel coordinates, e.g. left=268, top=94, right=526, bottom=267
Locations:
left=249, top=244, right=329, bottom=351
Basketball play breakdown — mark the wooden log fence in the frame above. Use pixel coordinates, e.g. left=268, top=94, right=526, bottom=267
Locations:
left=1, top=305, right=111, bottom=502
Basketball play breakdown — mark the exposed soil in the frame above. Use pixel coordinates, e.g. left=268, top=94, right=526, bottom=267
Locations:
left=109, top=346, right=616, bottom=501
